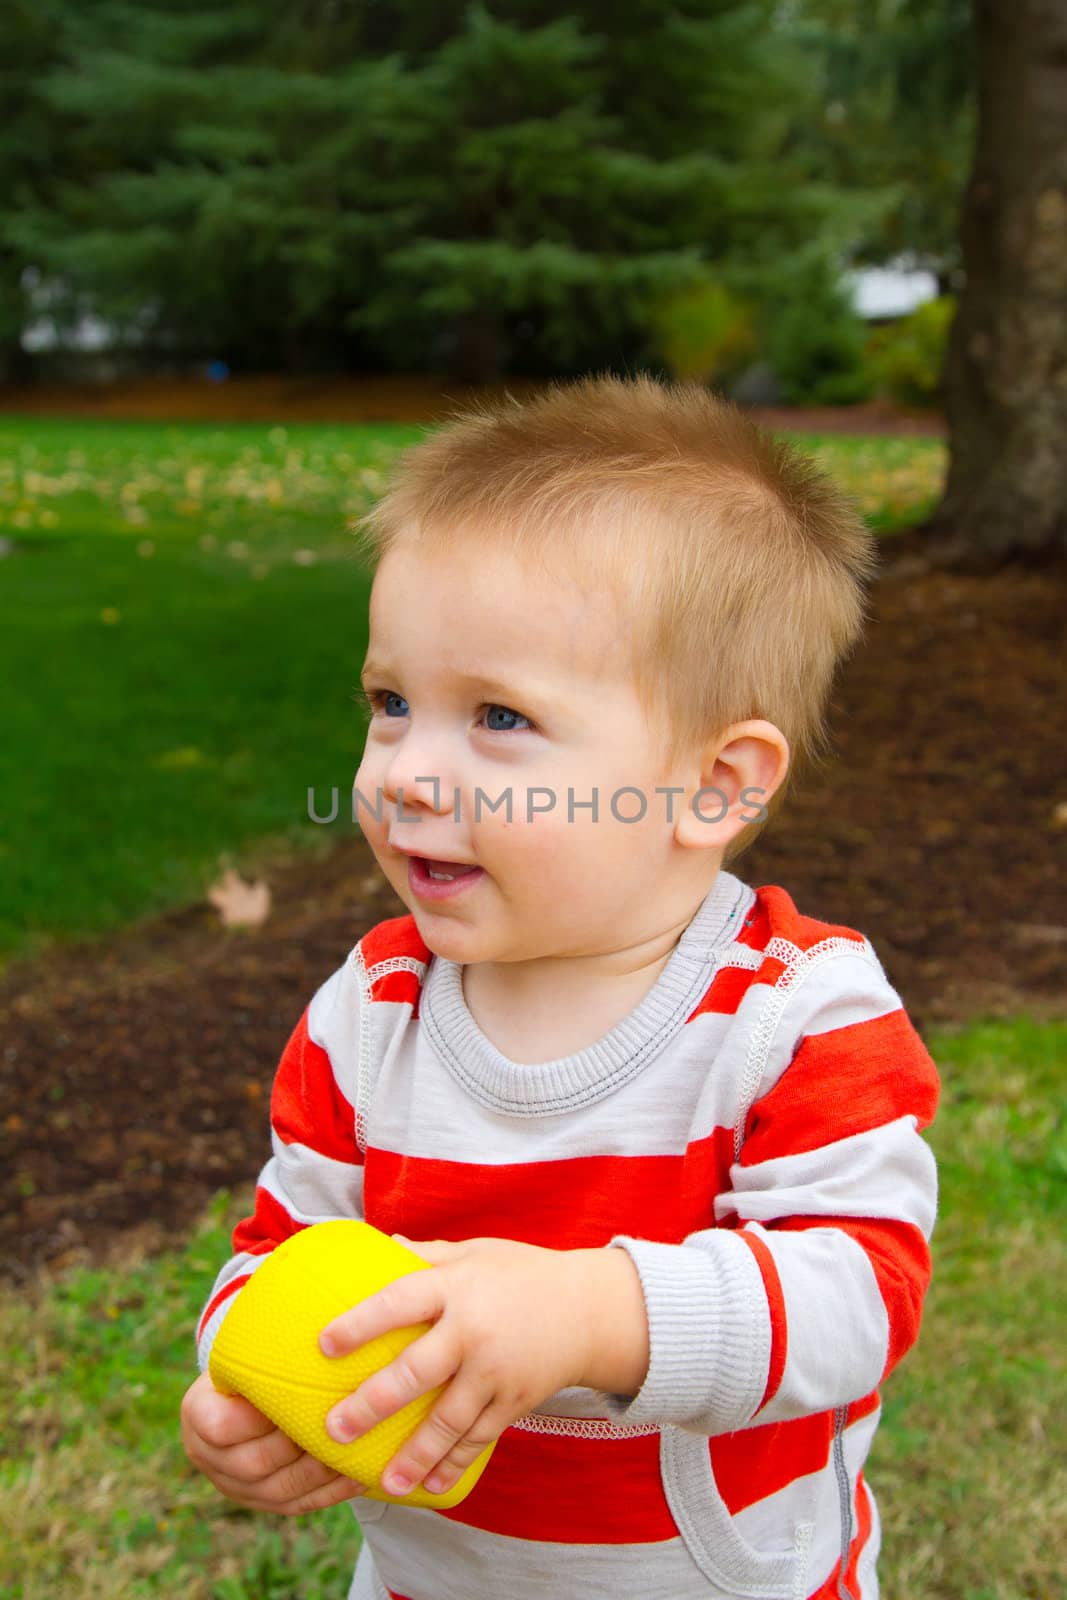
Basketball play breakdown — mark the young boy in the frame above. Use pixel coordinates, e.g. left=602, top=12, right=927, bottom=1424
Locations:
left=181, top=375, right=940, bottom=1600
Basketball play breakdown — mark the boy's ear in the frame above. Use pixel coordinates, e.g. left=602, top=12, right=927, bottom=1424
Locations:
left=674, top=721, right=789, bottom=852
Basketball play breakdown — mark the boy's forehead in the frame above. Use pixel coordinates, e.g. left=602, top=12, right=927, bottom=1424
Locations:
left=368, top=538, right=635, bottom=683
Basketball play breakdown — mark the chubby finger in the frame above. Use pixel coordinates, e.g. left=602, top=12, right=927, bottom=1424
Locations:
left=379, top=1377, right=497, bottom=1498
left=423, top=1408, right=503, bottom=1495
left=254, top=1453, right=367, bottom=1517
left=182, top=1372, right=276, bottom=1449
left=216, top=1443, right=359, bottom=1504
left=273, top=1470, right=368, bottom=1518
left=210, top=1421, right=308, bottom=1484
left=214, top=1455, right=367, bottom=1517
left=325, top=1320, right=459, bottom=1444
left=184, top=1415, right=297, bottom=1482
left=319, top=1267, right=445, bottom=1359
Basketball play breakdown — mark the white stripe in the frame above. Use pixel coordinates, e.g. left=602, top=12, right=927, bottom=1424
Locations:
left=357, top=959, right=908, bottom=1170
left=360, top=1514, right=792, bottom=1600
left=366, top=1007, right=758, bottom=1165
left=257, top=1137, right=366, bottom=1225
left=739, top=1224, right=889, bottom=1424
left=717, top=1116, right=938, bottom=1237
left=306, top=958, right=363, bottom=1112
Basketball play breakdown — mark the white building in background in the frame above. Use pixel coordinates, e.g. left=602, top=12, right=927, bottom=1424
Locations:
left=845, top=262, right=941, bottom=321
left=22, top=310, right=115, bottom=354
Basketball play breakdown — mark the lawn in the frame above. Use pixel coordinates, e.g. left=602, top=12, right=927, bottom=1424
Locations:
left=1, top=1014, right=1062, bottom=1599
left=0, top=415, right=946, bottom=967
left=0, top=418, right=422, bottom=964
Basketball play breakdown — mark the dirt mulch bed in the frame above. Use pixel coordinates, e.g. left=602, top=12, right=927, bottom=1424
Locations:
left=0, top=371, right=945, bottom=435
left=3, top=549, right=1065, bottom=1287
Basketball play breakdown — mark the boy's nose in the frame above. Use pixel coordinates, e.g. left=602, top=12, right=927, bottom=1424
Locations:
left=382, top=758, right=453, bottom=818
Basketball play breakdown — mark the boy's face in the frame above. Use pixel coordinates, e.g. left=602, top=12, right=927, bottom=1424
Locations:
left=354, top=536, right=716, bottom=968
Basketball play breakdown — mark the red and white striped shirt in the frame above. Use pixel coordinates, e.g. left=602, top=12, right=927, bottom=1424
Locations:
left=196, top=869, right=940, bottom=1600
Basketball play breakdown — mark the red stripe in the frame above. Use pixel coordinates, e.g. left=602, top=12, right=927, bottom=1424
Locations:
left=356, top=917, right=428, bottom=1008
left=687, top=960, right=761, bottom=1018
left=361, top=1128, right=737, bottom=1250
left=774, top=1214, right=931, bottom=1379
left=435, top=1422, right=678, bottom=1543
left=741, top=1005, right=940, bottom=1163
left=752, top=884, right=868, bottom=956
left=370, top=966, right=424, bottom=1010
left=361, top=915, right=430, bottom=968
left=271, top=1009, right=359, bottom=1165
left=196, top=1272, right=252, bottom=1344
left=737, top=1228, right=788, bottom=1411
left=431, top=1394, right=882, bottom=1541
left=231, top=1185, right=308, bottom=1257
left=709, top=1393, right=880, bottom=1515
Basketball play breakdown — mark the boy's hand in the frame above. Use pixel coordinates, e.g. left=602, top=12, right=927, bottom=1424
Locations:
left=318, top=1235, right=593, bottom=1499
left=180, top=1371, right=367, bottom=1515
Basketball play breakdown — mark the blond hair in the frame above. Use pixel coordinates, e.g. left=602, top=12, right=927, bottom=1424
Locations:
left=353, top=373, right=878, bottom=866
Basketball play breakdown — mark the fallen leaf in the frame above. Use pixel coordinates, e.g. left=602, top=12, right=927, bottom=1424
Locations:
left=206, top=868, right=271, bottom=927
left=153, top=745, right=209, bottom=771
left=1009, top=923, right=1067, bottom=946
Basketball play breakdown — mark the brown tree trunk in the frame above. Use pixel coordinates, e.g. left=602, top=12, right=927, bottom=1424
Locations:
left=928, top=0, right=1067, bottom=571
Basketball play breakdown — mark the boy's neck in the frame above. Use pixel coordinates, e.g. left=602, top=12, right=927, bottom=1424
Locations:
left=459, top=874, right=719, bottom=1066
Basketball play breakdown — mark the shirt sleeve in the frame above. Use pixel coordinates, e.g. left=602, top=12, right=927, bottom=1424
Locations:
left=194, top=957, right=366, bottom=1374
left=591, top=944, right=941, bottom=1435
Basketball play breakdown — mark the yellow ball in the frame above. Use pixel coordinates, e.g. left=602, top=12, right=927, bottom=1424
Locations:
left=208, top=1219, right=495, bottom=1509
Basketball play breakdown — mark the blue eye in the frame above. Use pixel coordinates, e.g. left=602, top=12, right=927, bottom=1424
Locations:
left=356, top=688, right=408, bottom=718
left=358, top=688, right=531, bottom=732
left=484, top=704, right=530, bottom=732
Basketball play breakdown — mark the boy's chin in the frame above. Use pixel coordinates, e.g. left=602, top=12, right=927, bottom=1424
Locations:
left=408, top=910, right=533, bottom=969
left=407, top=906, right=487, bottom=961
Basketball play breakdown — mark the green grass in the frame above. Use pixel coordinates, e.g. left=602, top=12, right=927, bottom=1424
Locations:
left=0, top=416, right=946, bottom=965
left=0, top=417, right=426, bottom=964
left=0, top=1015, right=1061, bottom=1598
left=787, top=431, right=945, bottom=534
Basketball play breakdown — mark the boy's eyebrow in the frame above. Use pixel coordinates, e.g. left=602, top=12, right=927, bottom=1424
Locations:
left=360, top=660, right=560, bottom=705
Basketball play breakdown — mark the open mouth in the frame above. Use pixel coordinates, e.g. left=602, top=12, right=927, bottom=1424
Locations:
left=422, top=858, right=477, bottom=881
left=408, top=856, right=484, bottom=898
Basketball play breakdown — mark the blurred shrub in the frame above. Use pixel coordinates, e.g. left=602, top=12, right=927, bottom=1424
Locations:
left=760, top=257, right=875, bottom=406
left=648, top=278, right=758, bottom=388
left=865, top=295, right=955, bottom=408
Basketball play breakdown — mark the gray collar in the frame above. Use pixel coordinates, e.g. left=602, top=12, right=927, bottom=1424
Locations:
left=419, top=870, right=755, bottom=1116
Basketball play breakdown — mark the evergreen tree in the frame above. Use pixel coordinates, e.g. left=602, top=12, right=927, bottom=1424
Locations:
left=0, top=0, right=70, bottom=380
left=9, top=0, right=894, bottom=379
left=787, top=0, right=975, bottom=283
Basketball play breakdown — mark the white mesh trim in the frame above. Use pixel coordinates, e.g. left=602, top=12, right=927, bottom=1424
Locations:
left=732, top=934, right=877, bottom=1162
left=350, top=947, right=427, bottom=1155
left=509, top=1411, right=660, bottom=1440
